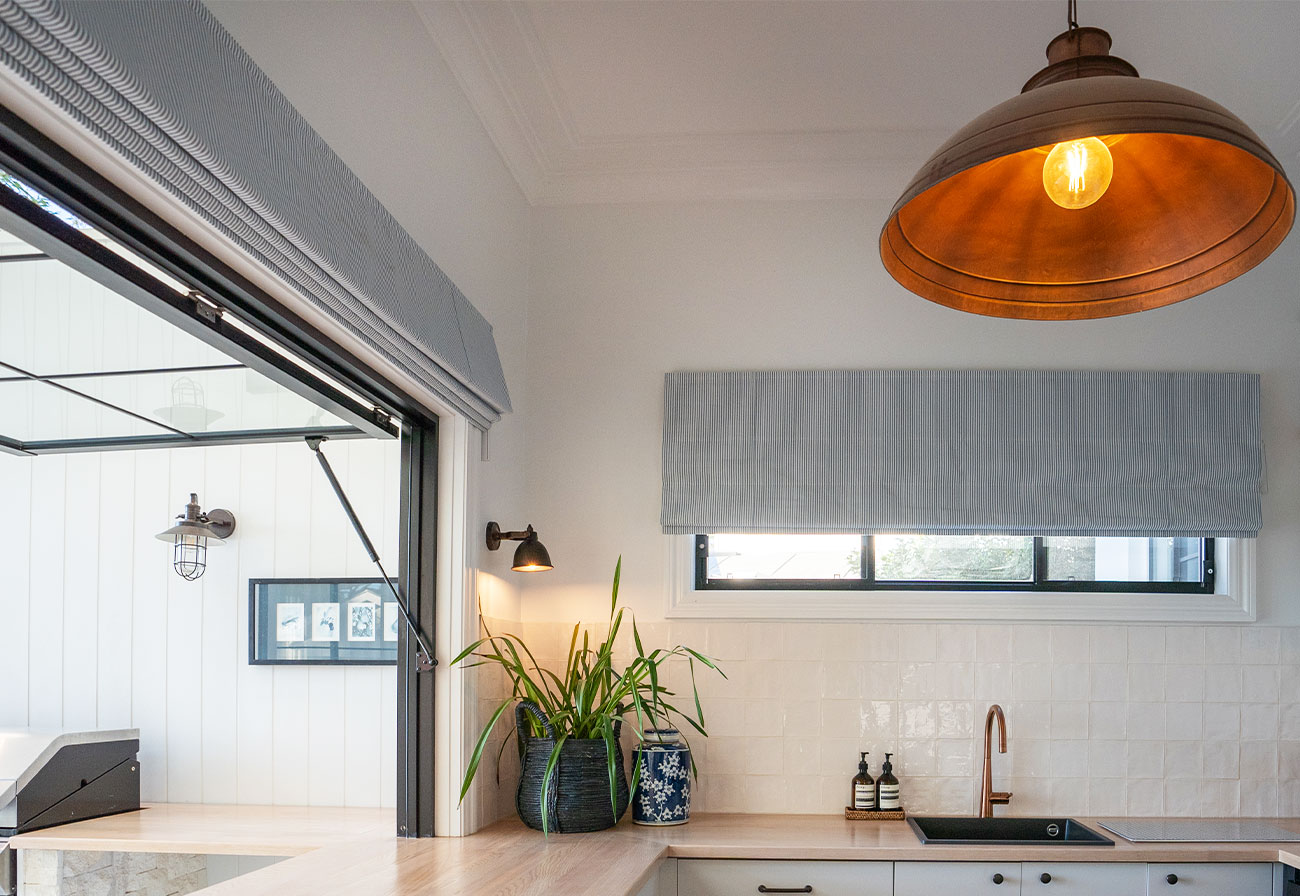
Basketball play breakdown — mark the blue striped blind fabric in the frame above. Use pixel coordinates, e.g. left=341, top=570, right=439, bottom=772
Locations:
left=0, top=0, right=510, bottom=428
left=661, top=370, right=1262, bottom=538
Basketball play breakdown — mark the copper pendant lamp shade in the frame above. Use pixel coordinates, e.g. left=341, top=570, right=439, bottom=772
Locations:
left=880, top=25, right=1295, bottom=320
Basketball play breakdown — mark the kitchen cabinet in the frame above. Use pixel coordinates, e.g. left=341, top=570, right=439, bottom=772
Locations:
left=678, top=859, right=892, bottom=896
left=1021, top=862, right=1146, bottom=896
left=682, top=861, right=1277, bottom=896
left=1146, top=863, right=1274, bottom=896
left=895, top=861, right=1022, bottom=895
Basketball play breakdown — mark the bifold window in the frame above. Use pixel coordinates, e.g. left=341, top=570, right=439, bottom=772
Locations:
left=696, top=534, right=1214, bottom=594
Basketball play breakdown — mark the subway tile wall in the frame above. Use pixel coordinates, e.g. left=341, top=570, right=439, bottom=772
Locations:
left=512, top=621, right=1300, bottom=818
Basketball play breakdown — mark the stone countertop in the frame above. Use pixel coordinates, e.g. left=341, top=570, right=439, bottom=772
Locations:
left=13, top=809, right=1300, bottom=895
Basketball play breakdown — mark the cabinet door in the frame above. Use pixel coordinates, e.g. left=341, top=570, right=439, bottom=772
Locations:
left=677, top=859, right=892, bottom=896
left=1147, top=863, right=1274, bottom=896
left=1022, top=863, right=1145, bottom=896
left=895, top=861, right=1022, bottom=896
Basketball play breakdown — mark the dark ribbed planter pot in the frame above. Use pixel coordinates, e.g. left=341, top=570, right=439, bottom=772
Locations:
left=515, top=701, right=629, bottom=833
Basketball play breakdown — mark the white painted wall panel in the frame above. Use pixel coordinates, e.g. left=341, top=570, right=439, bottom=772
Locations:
left=0, top=451, right=32, bottom=728
left=27, top=454, right=66, bottom=730
left=0, top=438, right=399, bottom=805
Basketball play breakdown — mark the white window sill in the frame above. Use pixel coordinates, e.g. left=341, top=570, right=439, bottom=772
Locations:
left=665, top=537, right=1255, bottom=623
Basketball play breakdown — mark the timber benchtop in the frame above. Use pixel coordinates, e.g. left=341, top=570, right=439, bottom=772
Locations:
left=11, top=807, right=1300, bottom=895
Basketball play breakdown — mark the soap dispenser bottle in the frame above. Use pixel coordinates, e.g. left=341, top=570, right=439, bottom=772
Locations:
left=851, top=752, right=875, bottom=810
left=876, top=752, right=901, bottom=810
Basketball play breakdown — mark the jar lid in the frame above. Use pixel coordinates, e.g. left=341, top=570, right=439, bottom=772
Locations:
left=642, top=728, right=680, bottom=743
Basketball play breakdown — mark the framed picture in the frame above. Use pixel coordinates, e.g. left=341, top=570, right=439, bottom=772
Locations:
left=249, top=578, right=398, bottom=665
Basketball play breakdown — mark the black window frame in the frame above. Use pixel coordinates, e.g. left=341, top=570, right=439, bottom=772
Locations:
left=695, top=534, right=1216, bottom=594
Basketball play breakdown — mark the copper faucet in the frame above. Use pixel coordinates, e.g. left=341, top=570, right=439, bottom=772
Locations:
left=979, top=704, right=1012, bottom=817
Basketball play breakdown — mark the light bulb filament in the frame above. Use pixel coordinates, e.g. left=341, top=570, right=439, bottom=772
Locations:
left=1066, top=143, right=1087, bottom=196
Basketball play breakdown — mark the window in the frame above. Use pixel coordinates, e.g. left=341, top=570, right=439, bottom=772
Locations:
left=696, top=534, right=1214, bottom=593
left=670, top=535, right=1251, bottom=622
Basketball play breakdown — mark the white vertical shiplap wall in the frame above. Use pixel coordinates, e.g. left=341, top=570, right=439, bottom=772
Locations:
left=0, top=437, right=400, bottom=806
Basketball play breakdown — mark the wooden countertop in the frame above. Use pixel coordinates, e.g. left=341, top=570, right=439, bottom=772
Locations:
left=7, top=803, right=393, bottom=856
left=13, top=809, right=1300, bottom=895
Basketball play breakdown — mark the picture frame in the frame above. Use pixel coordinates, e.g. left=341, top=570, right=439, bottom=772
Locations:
left=249, top=578, right=397, bottom=665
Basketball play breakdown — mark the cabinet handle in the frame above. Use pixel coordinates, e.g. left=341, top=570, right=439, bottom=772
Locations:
left=1040, top=873, right=1052, bottom=884
left=992, top=873, right=1005, bottom=885
left=757, top=888, right=812, bottom=894
left=1166, top=874, right=1179, bottom=885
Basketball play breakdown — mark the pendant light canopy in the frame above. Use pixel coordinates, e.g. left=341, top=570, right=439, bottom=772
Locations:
left=880, top=20, right=1295, bottom=320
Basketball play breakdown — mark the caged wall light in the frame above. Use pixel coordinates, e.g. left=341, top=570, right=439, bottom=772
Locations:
left=879, top=1, right=1294, bottom=320
left=155, top=492, right=235, bottom=581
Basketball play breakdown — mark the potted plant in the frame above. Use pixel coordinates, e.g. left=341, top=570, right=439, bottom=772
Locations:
left=452, top=558, right=723, bottom=834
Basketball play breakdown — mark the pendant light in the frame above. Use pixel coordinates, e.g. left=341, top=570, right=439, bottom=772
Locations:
left=880, top=2, right=1295, bottom=320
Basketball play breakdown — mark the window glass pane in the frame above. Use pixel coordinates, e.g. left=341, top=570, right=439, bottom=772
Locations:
left=0, top=379, right=172, bottom=441
left=1044, top=536, right=1203, bottom=582
left=63, top=368, right=349, bottom=435
left=0, top=231, right=227, bottom=377
left=875, top=534, right=1033, bottom=582
left=706, top=533, right=860, bottom=580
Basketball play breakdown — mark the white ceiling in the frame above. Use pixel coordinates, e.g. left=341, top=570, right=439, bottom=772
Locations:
left=415, top=1, right=1300, bottom=204
left=206, top=1, right=1300, bottom=207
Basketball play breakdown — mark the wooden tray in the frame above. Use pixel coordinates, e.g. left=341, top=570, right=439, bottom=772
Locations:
left=844, top=806, right=906, bottom=821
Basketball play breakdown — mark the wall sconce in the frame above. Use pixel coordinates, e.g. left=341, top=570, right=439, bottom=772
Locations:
left=155, top=492, right=236, bottom=581
left=485, top=522, right=553, bottom=572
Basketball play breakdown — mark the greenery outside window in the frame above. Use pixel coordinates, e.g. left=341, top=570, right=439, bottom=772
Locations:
left=696, top=534, right=1214, bottom=593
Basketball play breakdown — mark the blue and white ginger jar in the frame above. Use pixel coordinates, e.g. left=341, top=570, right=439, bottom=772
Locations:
left=632, top=728, right=690, bottom=826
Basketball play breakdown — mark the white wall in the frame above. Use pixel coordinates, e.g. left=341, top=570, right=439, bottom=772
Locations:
left=511, top=198, right=1300, bottom=816
left=523, top=199, right=1300, bottom=624
left=0, top=438, right=400, bottom=806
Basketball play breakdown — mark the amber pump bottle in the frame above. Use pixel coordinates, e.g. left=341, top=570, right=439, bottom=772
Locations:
left=876, top=752, right=900, bottom=810
left=851, top=752, right=874, bottom=810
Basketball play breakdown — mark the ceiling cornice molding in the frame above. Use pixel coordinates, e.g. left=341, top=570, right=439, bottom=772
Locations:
left=417, top=1, right=945, bottom=205
left=415, top=1, right=554, bottom=204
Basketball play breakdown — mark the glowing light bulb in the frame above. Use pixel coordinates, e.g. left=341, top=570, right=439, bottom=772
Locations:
left=1043, top=137, right=1113, bottom=209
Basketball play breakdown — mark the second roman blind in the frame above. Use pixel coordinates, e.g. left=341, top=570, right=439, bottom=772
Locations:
left=661, top=369, right=1262, bottom=538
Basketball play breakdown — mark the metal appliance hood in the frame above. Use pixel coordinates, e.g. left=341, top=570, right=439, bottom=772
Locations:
left=0, top=729, right=141, bottom=895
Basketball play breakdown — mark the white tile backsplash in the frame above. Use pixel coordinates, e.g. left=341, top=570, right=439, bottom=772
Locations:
left=514, top=620, right=1300, bottom=817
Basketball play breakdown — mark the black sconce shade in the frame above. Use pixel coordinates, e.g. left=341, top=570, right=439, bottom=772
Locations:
left=486, top=522, right=554, bottom=572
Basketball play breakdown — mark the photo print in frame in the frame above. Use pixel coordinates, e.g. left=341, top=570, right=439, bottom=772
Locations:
left=250, top=578, right=397, bottom=665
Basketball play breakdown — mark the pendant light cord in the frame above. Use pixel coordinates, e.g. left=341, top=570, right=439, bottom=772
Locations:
left=1067, top=0, right=1079, bottom=30
left=306, top=437, right=436, bottom=672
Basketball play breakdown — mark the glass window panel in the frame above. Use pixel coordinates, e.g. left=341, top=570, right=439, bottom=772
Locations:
left=875, top=534, right=1034, bottom=582
left=0, top=229, right=42, bottom=256
left=0, top=239, right=228, bottom=377
left=1044, top=536, right=1203, bottom=583
left=55, top=368, right=349, bottom=435
left=0, top=379, right=171, bottom=442
left=706, top=533, right=861, bottom=580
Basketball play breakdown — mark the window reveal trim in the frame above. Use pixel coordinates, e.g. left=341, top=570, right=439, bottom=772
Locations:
left=667, top=537, right=1253, bottom=623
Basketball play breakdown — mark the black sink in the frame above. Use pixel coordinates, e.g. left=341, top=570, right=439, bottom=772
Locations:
left=908, top=816, right=1115, bottom=846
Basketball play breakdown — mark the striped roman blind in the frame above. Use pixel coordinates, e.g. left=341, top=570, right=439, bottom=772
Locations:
left=660, top=370, right=1263, bottom=538
left=0, top=0, right=510, bottom=429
